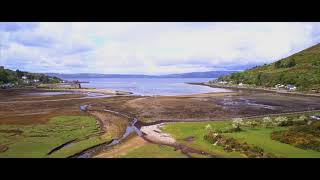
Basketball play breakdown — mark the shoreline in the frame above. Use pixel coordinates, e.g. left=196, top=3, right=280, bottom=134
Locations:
left=188, top=82, right=320, bottom=98
left=0, top=86, right=133, bottom=96
left=40, top=88, right=133, bottom=95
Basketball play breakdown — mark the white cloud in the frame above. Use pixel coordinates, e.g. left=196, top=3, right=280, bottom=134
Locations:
left=0, top=22, right=319, bottom=74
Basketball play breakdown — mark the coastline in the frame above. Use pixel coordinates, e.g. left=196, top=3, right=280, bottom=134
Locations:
left=40, top=87, right=133, bottom=96
left=188, top=82, right=320, bottom=98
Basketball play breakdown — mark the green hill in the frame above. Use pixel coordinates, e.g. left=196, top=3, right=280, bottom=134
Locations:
left=217, top=43, right=320, bottom=92
left=0, top=66, right=62, bottom=88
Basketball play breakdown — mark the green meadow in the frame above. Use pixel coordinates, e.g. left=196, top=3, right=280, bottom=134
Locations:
left=163, top=115, right=320, bottom=158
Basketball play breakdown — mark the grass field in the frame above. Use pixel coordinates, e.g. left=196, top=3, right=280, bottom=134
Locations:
left=0, top=116, right=111, bottom=158
left=163, top=121, right=244, bottom=158
left=120, top=144, right=188, bottom=158
left=163, top=115, right=320, bottom=158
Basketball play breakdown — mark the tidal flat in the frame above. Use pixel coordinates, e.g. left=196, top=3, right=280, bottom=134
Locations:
left=1, top=88, right=320, bottom=158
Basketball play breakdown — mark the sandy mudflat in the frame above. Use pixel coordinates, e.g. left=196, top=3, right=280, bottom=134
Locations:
left=140, top=123, right=176, bottom=145
left=48, top=88, right=132, bottom=95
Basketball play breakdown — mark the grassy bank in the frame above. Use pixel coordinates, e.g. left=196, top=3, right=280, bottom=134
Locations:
left=163, top=113, right=320, bottom=158
left=0, top=116, right=111, bottom=158
left=120, top=144, right=188, bottom=158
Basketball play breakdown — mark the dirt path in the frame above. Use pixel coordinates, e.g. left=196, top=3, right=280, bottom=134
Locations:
left=94, top=136, right=148, bottom=158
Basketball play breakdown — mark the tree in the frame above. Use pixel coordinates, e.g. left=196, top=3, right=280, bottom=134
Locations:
left=262, top=117, right=273, bottom=128
left=232, top=118, right=244, bottom=131
left=16, top=69, right=24, bottom=78
left=274, top=116, right=289, bottom=126
left=0, top=69, right=9, bottom=84
left=255, top=73, right=262, bottom=86
left=39, top=75, right=49, bottom=83
left=275, top=61, right=282, bottom=68
left=286, top=58, right=296, bottom=68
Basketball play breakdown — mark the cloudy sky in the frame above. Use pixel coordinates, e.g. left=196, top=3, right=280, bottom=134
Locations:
left=0, top=22, right=320, bottom=75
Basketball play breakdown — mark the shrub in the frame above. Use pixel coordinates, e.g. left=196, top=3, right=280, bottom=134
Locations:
left=204, top=132, right=276, bottom=158
left=204, top=130, right=222, bottom=144
left=205, top=124, right=212, bottom=131
left=232, top=118, right=244, bottom=131
left=262, top=117, right=273, bottom=128
left=291, top=123, right=320, bottom=137
left=286, top=58, right=297, bottom=68
left=290, top=115, right=308, bottom=126
left=245, top=120, right=259, bottom=128
left=271, top=130, right=320, bottom=151
left=298, top=115, right=308, bottom=122
left=273, top=116, right=291, bottom=126
left=0, top=145, right=8, bottom=153
left=312, top=121, right=320, bottom=130
left=271, top=122, right=320, bottom=152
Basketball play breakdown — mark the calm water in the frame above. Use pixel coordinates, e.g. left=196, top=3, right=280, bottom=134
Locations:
left=63, top=78, right=231, bottom=96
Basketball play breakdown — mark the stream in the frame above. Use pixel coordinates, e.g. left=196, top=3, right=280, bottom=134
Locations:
left=74, top=105, right=143, bottom=158
left=76, top=104, right=216, bottom=158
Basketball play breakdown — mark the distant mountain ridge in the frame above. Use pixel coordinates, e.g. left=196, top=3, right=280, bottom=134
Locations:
left=46, top=71, right=238, bottom=79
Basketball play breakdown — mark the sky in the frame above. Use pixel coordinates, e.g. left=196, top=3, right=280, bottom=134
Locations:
left=0, top=22, right=320, bottom=75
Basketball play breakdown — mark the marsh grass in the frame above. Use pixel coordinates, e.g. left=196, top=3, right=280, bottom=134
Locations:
left=0, top=116, right=110, bottom=158
left=120, top=144, right=188, bottom=158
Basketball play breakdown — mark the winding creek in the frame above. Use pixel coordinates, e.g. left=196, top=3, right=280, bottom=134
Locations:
left=74, top=105, right=144, bottom=158
left=75, top=104, right=214, bottom=158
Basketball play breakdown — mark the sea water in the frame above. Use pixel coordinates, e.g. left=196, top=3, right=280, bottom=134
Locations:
left=63, top=78, right=231, bottom=96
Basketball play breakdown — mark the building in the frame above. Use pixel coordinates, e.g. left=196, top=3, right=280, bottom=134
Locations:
left=219, top=81, right=228, bottom=84
left=0, top=83, right=14, bottom=89
left=275, top=84, right=285, bottom=89
left=22, top=76, right=27, bottom=80
left=310, top=115, right=320, bottom=120
left=286, top=84, right=297, bottom=91
left=70, top=81, right=81, bottom=89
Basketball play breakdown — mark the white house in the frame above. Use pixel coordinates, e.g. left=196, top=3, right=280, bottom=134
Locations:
left=275, top=84, right=286, bottom=90
left=22, top=76, right=27, bottom=80
left=310, top=115, right=320, bottom=120
left=275, top=84, right=284, bottom=88
left=286, top=84, right=297, bottom=91
left=219, top=81, right=228, bottom=84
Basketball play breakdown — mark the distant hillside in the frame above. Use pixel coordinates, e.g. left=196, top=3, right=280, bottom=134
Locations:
left=218, top=43, right=320, bottom=92
left=0, top=66, right=62, bottom=88
left=47, top=71, right=238, bottom=79
left=46, top=73, right=153, bottom=79
left=160, top=71, right=238, bottom=78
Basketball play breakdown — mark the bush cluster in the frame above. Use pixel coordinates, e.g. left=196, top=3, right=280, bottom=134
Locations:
left=274, top=58, right=296, bottom=69
left=271, top=121, right=320, bottom=152
left=258, top=115, right=308, bottom=128
left=204, top=131, right=276, bottom=158
left=0, top=145, right=8, bottom=153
